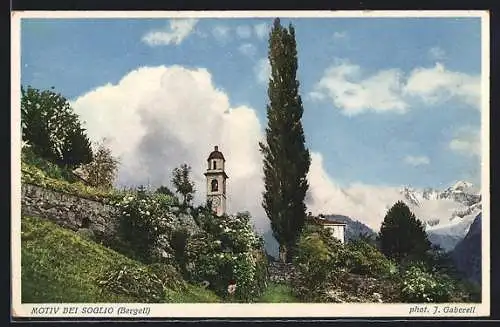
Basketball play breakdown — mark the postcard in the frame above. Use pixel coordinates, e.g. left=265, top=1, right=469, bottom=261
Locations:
left=11, top=10, right=490, bottom=319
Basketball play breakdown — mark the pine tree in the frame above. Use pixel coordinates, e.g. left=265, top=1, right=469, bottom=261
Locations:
left=378, top=201, right=431, bottom=265
left=259, top=18, right=311, bottom=263
left=60, top=126, right=93, bottom=169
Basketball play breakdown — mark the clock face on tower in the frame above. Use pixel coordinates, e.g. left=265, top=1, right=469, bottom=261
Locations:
left=212, top=197, right=221, bottom=208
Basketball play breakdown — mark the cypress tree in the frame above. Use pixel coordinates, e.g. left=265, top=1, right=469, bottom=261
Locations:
left=378, top=201, right=431, bottom=265
left=259, top=18, right=311, bottom=263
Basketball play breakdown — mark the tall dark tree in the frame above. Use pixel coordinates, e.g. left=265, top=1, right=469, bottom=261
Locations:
left=378, top=201, right=432, bottom=265
left=259, top=18, right=311, bottom=263
left=21, top=85, right=93, bottom=168
left=60, top=126, right=93, bottom=169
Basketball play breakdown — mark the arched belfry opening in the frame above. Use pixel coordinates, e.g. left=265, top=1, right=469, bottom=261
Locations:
left=211, top=179, right=218, bottom=192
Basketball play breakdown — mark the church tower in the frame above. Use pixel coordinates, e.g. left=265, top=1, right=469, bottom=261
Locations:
left=204, top=145, right=228, bottom=216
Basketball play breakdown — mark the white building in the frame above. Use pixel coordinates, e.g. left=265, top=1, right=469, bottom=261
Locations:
left=310, top=216, right=347, bottom=244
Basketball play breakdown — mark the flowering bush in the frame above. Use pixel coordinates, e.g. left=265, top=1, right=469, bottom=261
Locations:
left=114, top=191, right=178, bottom=264
left=184, top=211, right=267, bottom=302
left=400, top=262, right=453, bottom=303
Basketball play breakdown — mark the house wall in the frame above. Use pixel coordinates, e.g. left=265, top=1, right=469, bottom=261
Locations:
left=325, top=224, right=346, bottom=244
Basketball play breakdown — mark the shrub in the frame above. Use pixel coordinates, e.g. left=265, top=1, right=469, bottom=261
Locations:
left=344, top=239, right=394, bottom=277
left=22, top=146, right=76, bottom=182
left=184, top=211, right=267, bottom=302
left=292, top=230, right=344, bottom=301
left=114, top=191, right=178, bottom=264
left=21, top=159, right=126, bottom=203
left=170, top=228, right=190, bottom=274
left=400, top=262, right=453, bottom=303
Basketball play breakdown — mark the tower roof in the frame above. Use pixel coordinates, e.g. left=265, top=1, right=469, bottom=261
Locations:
left=207, top=145, right=225, bottom=161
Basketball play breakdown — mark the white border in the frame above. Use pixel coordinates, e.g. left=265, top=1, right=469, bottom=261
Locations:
left=11, top=10, right=490, bottom=319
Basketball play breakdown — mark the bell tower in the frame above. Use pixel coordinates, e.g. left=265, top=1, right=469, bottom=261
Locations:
left=204, top=145, right=228, bottom=216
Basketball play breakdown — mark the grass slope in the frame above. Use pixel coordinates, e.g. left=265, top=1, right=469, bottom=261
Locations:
left=21, top=215, right=220, bottom=303
left=257, top=282, right=298, bottom=303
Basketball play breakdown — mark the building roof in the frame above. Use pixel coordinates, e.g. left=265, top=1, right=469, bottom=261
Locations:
left=207, top=145, right=225, bottom=161
left=307, top=216, right=347, bottom=226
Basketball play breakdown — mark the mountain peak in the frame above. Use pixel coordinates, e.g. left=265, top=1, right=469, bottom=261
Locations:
left=451, top=180, right=474, bottom=192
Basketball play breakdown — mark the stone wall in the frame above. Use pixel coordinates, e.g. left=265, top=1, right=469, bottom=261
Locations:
left=21, top=183, right=202, bottom=239
left=21, top=183, right=118, bottom=238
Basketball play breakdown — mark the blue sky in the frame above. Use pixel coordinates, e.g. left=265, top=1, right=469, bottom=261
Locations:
left=20, top=16, right=483, bottom=193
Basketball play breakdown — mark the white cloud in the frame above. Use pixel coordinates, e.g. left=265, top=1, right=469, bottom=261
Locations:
left=428, top=46, right=446, bottom=60
left=254, top=58, right=271, bottom=84
left=306, top=153, right=404, bottom=231
left=236, top=25, right=252, bottom=39
left=254, top=23, right=269, bottom=40
left=310, top=59, right=408, bottom=116
left=238, top=43, right=257, bottom=57
left=212, top=25, right=231, bottom=43
left=404, top=63, right=481, bottom=109
left=311, top=59, right=481, bottom=115
left=71, top=65, right=267, bottom=232
left=449, top=126, right=481, bottom=157
left=404, top=155, right=430, bottom=166
left=141, top=19, right=198, bottom=46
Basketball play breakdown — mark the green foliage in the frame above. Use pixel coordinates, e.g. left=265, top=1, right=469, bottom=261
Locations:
left=378, top=201, right=431, bottom=264
left=292, top=230, right=344, bottom=301
left=171, top=163, right=195, bottom=205
left=259, top=18, right=311, bottom=262
left=79, top=139, right=119, bottom=190
left=21, top=85, right=93, bottom=169
left=114, top=191, right=178, bottom=264
left=184, top=211, right=268, bottom=302
left=21, top=159, right=126, bottom=203
left=22, top=146, right=77, bottom=182
left=156, top=185, right=176, bottom=197
left=343, top=239, right=395, bottom=277
left=21, top=215, right=220, bottom=303
left=98, top=265, right=168, bottom=303
left=170, top=228, right=190, bottom=274
left=22, top=215, right=143, bottom=302
left=163, top=284, right=221, bottom=303
left=76, top=228, right=96, bottom=242
left=258, top=283, right=297, bottom=303
left=400, top=262, right=453, bottom=303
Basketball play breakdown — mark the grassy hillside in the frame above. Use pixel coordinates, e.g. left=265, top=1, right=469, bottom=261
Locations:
left=21, top=215, right=220, bottom=303
left=257, top=282, right=297, bottom=303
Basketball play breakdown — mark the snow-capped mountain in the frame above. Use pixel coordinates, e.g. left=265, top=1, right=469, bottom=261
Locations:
left=263, top=180, right=482, bottom=256
left=399, top=181, right=482, bottom=251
